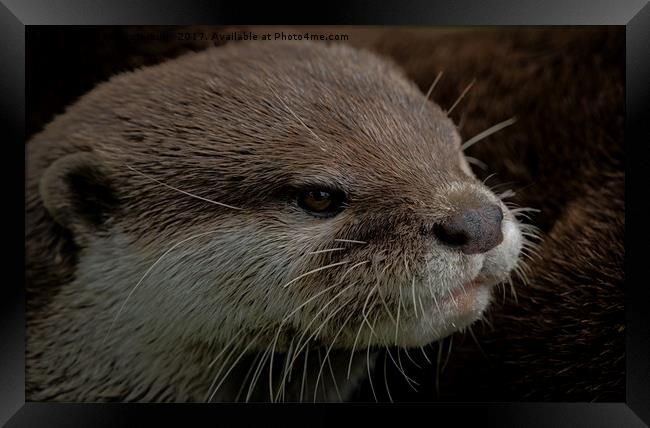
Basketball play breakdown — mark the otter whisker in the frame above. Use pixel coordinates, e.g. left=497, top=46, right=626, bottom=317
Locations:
left=280, top=283, right=340, bottom=324
left=269, top=326, right=284, bottom=402
left=357, top=292, right=412, bottom=391
left=274, top=292, right=357, bottom=401
left=481, top=172, right=498, bottom=185
left=308, top=247, right=346, bottom=255
left=521, top=240, right=542, bottom=255
left=519, top=251, right=537, bottom=263
left=447, top=289, right=459, bottom=309
left=234, top=351, right=263, bottom=402
left=481, top=313, right=494, bottom=331
left=339, top=260, right=371, bottom=282
left=468, top=325, right=488, bottom=360
left=207, top=328, right=265, bottom=402
left=377, top=281, right=397, bottom=325
left=316, top=349, right=328, bottom=399
left=513, top=264, right=531, bottom=287
left=245, top=336, right=275, bottom=402
left=394, top=286, right=402, bottom=345
left=520, top=224, right=543, bottom=235
left=326, top=352, right=342, bottom=402
left=277, top=336, right=296, bottom=402
left=511, top=207, right=541, bottom=214
left=504, top=201, right=519, bottom=209
left=447, top=78, right=476, bottom=115
left=289, top=281, right=359, bottom=353
left=361, top=284, right=380, bottom=334
left=389, top=347, right=419, bottom=391
left=465, top=156, right=488, bottom=170
left=106, top=229, right=224, bottom=345
left=461, top=116, right=518, bottom=151
left=521, top=231, right=543, bottom=240
left=419, top=70, right=444, bottom=113
left=517, top=214, right=542, bottom=224
left=512, top=212, right=534, bottom=222
left=523, top=239, right=543, bottom=252
left=271, top=259, right=368, bottom=384
left=396, top=349, right=420, bottom=384
left=268, top=85, right=328, bottom=149
left=208, top=327, right=246, bottom=368
left=347, top=285, right=377, bottom=379
left=520, top=242, right=539, bottom=259
left=378, top=256, right=392, bottom=279
left=403, top=347, right=422, bottom=370
left=367, top=322, right=418, bottom=394
left=507, top=277, right=519, bottom=304
left=383, top=350, right=394, bottom=403
left=411, top=277, right=419, bottom=319
left=249, top=340, right=282, bottom=403
left=426, top=270, right=443, bottom=312
left=334, top=239, right=367, bottom=245
left=385, top=350, right=412, bottom=390
left=497, top=189, right=517, bottom=200
left=435, top=339, right=443, bottom=396
left=519, top=260, right=534, bottom=278
left=313, top=311, right=355, bottom=402
left=488, top=183, right=521, bottom=200
left=432, top=292, right=441, bottom=312
left=441, top=335, right=454, bottom=372
left=418, top=294, right=427, bottom=317
left=420, top=345, right=432, bottom=364
left=299, top=344, right=310, bottom=402
left=126, top=165, right=243, bottom=211
left=522, top=232, right=544, bottom=246
left=366, top=319, right=378, bottom=402
left=516, top=249, right=540, bottom=273
left=267, top=323, right=284, bottom=402
left=205, top=332, right=249, bottom=401
left=346, top=319, right=366, bottom=381
left=281, top=260, right=350, bottom=289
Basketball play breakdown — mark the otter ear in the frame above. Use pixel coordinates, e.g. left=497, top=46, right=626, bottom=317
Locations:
left=39, top=152, right=118, bottom=244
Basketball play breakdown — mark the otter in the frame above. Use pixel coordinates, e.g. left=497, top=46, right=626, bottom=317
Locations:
left=26, top=40, right=530, bottom=402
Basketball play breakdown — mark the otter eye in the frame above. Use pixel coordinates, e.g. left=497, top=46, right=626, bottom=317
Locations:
left=296, top=189, right=347, bottom=218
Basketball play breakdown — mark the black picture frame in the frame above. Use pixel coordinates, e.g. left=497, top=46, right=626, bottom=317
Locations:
left=2, top=1, right=648, bottom=426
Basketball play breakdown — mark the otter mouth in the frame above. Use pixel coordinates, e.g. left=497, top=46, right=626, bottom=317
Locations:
left=439, top=275, right=492, bottom=315
left=455, top=277, right=485, bottom=296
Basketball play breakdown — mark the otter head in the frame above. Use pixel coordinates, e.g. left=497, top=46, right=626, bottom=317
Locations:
left=36, top=41, right=524, bottom=359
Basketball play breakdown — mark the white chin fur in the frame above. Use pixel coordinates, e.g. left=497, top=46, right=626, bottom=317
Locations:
left=480, top=214, right=523, bottom=285
left=374, top=284, right=493, bottom=349
left=370, top=207, right=522, bottom=349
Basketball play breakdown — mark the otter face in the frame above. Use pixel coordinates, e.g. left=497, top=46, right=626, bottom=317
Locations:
left=36, top=41, right=525, bottom=358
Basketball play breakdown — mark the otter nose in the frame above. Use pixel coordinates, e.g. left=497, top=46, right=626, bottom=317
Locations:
left=434, top=204, right=504, bottom=254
